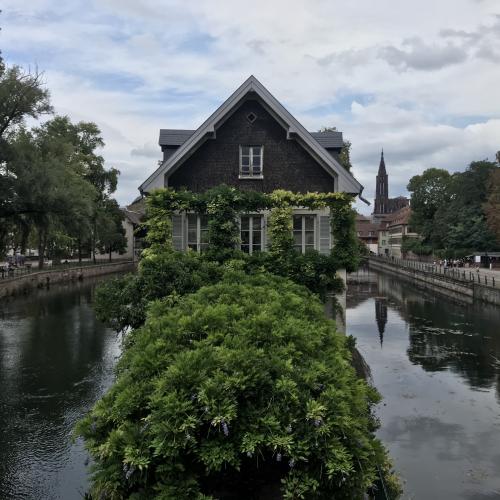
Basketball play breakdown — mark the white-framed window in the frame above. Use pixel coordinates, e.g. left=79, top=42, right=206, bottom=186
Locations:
left=293, top=214, right=316, bottom=253
left=240, top=215, right=264, bottom=254
left=187, top=214, right=209, bottom=252
left=240, top=146, right=263, bottom=177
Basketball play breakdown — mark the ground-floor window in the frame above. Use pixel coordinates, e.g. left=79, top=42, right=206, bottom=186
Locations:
left=293, top=214, right=316, bottom=253
left=187, top=214, right=209, bottom=252
left=240, top=215, right=263, bottom=254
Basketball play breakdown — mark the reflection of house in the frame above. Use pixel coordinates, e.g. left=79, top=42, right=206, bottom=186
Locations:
left=387, top=206, right=418, bottom=258
left=355, top=214, right=379, bottom=254
left=137, top=75, right=364, bottom=254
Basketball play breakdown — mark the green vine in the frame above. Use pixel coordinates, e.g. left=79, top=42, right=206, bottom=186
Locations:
left=144, top=185, right=358, bottom=271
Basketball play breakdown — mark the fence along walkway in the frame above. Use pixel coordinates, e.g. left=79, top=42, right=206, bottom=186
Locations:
left=370, top=256, right=499, bottom=289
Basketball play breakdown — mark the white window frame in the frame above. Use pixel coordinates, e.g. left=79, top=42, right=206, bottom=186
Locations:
left=186, top=213, right=209, bottom=252
left=239, top=145, right=264, bottom=179
left=240, top=214, right=264, bottom=254
left=293, top=214, right=316, bottom=254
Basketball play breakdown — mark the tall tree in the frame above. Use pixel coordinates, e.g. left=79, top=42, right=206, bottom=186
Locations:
left=96, top=199, right=126, bottom=261
left=0, top=65, right=52, bottom=139
left=484, top=168, right=500, bottom=245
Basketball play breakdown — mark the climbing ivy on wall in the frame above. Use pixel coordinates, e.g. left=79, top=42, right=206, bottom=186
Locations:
left=144, top=185, right=359, bottom=270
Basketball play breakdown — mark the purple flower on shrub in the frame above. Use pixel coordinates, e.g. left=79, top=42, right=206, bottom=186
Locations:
left=276, top=453, right=282, bottom=462
left=222, top=422, right=229, bottom=436
left=247, top=451, right=252, bottom=457
left=286, top=424, right=292, bottom=433
left=288, top=459, right=295, bottom=468
left=314, top=418, right=322, bottom=427
left=125, top=465, right=136, bottom=481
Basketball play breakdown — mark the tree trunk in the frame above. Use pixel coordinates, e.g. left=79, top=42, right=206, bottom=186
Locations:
left=20, top=223, right=30, bottom=255
left=38, top=227, right=45, bottom=269
left=78, top=238, right=82, bottom=263
left=92, top=219, right=97, bottom=264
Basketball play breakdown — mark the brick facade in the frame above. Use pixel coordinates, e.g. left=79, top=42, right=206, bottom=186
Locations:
left=167, top=99, right=336, bottom=193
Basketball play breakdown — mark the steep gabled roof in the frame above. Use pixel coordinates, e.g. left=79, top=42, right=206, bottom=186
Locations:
left=140, top=75, right=363, bottom=196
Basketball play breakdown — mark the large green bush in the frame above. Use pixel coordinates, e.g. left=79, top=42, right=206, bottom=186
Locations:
left=94, top=249, right=223, bottom=331
left=78, top=271, right=398, bottom=499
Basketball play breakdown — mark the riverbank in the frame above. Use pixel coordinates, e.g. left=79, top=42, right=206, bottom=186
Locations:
left=369, top=256, right=500, bottom=306
left=0, top=260, right=136, bottom=299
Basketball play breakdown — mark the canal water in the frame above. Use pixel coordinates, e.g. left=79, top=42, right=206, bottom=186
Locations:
left=347, top=270, right=500, bottom=500
left=0, top=279, right=121, bottom=499
left=1, top=271, right=500, bottom=499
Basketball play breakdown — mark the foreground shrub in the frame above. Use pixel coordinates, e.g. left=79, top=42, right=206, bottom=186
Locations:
left=95, top=249, right=345, bottom=333
left=94, top=249, right=223, bottom=331
left=78, top=271, right=398, bottom=499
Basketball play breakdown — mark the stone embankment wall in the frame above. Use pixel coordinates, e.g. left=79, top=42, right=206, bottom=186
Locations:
left=0, top=261, right=135, bottom=299
left=369, top=258, right=500, bottom=306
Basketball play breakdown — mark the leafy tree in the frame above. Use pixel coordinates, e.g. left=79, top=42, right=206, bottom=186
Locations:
left=407, top=168, right=451, bottom=243
left=96, top=199, right=127, bottom=261
left=407, top=161, right=500, bottom=255
left=483, top=168, right=500, bottom=245
left=78, top=271, right=399, bottom=499
left=0, top=64, right=52, bottom=139
left=6, top=126, right=96, bottom=267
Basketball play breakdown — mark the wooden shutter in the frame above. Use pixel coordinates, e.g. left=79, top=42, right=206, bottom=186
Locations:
left=172, top=214, right=184, bottom=251
left=319, top=216, right=331, bottom=255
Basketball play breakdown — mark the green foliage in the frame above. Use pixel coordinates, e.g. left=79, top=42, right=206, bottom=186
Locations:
left=484, top=168, right=500, bottom=245
left=79, top=272, right=394, bottom=499
left=144, top=186, right=358, bottom=272
left=407, top=162, right=500, bottom=254
left=94, top=249, right=224, bottom=332
left=401, top=236, right=432, bottom=256
left=1, top=114, right=124, bottom=264
left=330, top=205, right=360, bottom=272
left=267, top=205, right=294, bottom=259
left=0, top=64, right=52, bottom=139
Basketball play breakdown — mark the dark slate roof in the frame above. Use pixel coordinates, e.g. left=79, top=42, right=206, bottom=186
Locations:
left=159, top=129, right=195, bottom=146
left=310, top=131, right=343, bottom=149
left=158, top=128, right=343, bottom=150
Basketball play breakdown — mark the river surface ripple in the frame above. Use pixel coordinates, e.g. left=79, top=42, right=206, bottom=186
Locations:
left=347, top=270, right=500, bottom=500
left=0, top=279, right=121, bottom=499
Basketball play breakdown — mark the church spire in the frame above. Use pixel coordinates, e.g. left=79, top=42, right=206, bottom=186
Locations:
left=378, top=149, right=386, bottom=175
left=373, top=149, right=389, bottom=215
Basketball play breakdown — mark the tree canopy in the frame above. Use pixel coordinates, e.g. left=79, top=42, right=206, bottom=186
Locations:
left=407, top=159, right=500, bottom=256
left=0, top=58, right=125, bottom=265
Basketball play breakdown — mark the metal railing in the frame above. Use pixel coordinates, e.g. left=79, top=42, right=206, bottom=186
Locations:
left=0, top=258, right=133, bottom=281
left=370, top=255, right=500, bottom=289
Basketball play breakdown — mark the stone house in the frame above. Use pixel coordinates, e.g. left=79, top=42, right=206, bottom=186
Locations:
left=355, top=214, right=379, bottom=254
left=387, top=206, right=418, bottom=258
left=138, top=76, right=364, bottom=254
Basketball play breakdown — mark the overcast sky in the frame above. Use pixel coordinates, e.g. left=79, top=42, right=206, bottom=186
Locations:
left=2, top=0, right=499, bottom=213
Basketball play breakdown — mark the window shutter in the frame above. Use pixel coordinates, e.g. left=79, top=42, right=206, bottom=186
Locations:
left=172, top=214, right=184, bottom=251
left=319, top=216, right=331, bottom=254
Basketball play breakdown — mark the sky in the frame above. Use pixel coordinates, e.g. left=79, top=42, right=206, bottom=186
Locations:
left=1, top=0, right=500, bottom=214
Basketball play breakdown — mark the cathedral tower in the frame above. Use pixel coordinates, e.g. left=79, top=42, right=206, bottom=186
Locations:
left=373, top=150, right=389, bottom=215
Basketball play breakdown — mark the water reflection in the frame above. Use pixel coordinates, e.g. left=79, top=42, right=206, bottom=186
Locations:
left=347, top=270, right=500, bottom=499
left=0, top=280, right=120, bottom=499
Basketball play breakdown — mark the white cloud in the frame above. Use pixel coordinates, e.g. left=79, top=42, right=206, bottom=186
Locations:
left=0, top=0, right=499, bottom=207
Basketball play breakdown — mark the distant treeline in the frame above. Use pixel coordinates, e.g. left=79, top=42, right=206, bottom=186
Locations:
left=404, top=155, right=500, bottom=258
left=0, top=57, right=126, bottom=267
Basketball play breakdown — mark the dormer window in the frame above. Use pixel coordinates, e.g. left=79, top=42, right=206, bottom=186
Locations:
left=240, top=146, right=263, bottom=178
